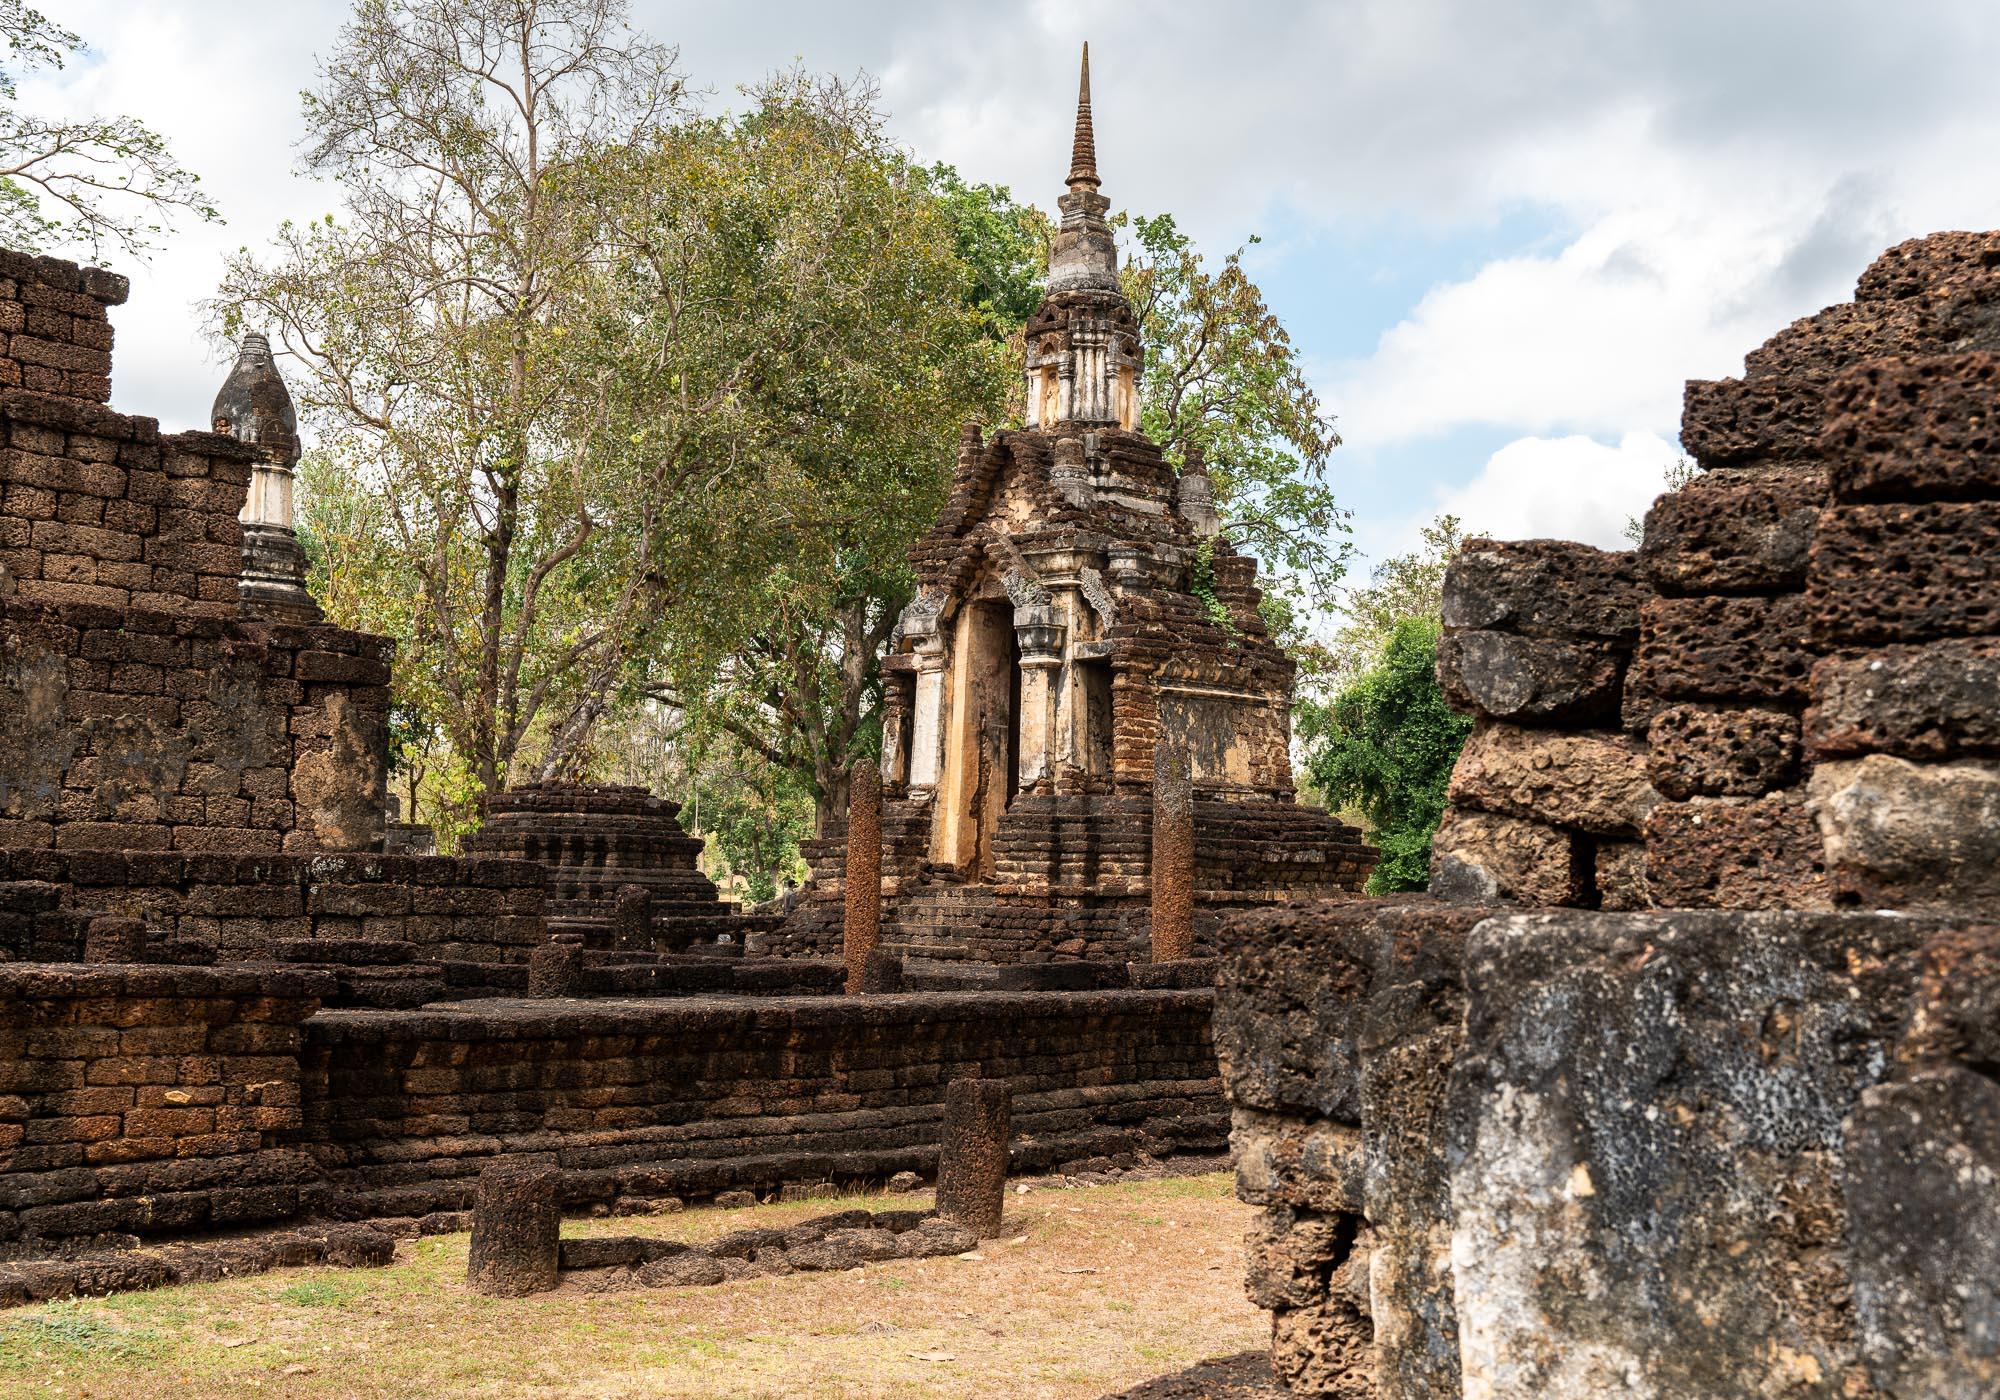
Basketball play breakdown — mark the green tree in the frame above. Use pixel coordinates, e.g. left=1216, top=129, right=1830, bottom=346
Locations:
left=1303, top=615, right=1472, bottom=893
left=0, top=2, right=219, bottom=258
left=217, top=0, right=721, bottom=804
left=1122, top=212, right=1348, bottom=596
left=644, top=79, right=1017, bottom=828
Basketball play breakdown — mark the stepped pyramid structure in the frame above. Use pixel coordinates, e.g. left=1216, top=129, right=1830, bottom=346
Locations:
left=770, top=47, right=1374, bottom=967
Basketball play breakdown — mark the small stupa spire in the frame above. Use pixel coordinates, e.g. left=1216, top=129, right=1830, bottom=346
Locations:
left=1067, top=42, right=1099, bottom=189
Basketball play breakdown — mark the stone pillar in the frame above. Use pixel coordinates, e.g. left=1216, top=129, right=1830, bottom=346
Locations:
left=527, top=941, right=583, bottom=997
left=909, top=642, right=946, bottom=791
left=612, top=884, right=652, bottom=952
left=842, top=760, right=882, bottom=995
left=466, top=1161, right=560, bottom=1296
left=1151, top=739, right=1196, bottom=961
left=936, top=1078, right=1012, bottom=1239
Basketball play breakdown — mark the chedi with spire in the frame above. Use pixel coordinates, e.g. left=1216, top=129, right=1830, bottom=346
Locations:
left=768, top=45, right=1377, bottom=966
left=212, top=330, right=321, bottom=623
left=1024, top=43, right=1143, bottom=430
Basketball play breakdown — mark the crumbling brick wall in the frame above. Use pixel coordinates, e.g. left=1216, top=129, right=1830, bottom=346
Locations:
left=1222, top=232, right=2000, bottom=1398
left=0, top=962, right=330, bottom=1242
left=0, top=849, right=545, bottom=964
left=0, top=250, right=390, bottom=854
left=296, top=987, right=1225, bottom=1218
left=1434, top=232, right=2000, bottom=916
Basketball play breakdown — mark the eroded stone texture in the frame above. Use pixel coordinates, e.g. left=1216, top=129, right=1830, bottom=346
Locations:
left=1811, top=755, right=2000, bottom=908
left=1624, top=592, right=1819, bottom=712
left=1150, top=740, right=1195, bottom=960
left=1438, top=538, right=1646, bottom=641
left=1639, top=465, right=1825, bottom=595
left=1434, top=630, right=1623, bottom=725
left=1428, top=808, right=1583, bottom=907
left=1822, top=351, right=2000, bottom=502
left=842, top=760, right=882, bottom=994
left=1643, top=794, right=1832, bottom=910
left=1807, top=501, right=2000, bottom=644
left=1645, top=704, right=1801, bottom=799
left=1447, top=911, right=1932, bottom=1398
left=1447, top=722, right=1658, bottom=838
left=1806, top=638, right=2000, bottom=760
left=1845, top=1066, right=2000, bottom=1400
left=466, top=1161, right=559, bottom=1297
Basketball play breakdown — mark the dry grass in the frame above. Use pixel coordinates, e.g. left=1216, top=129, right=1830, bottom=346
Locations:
left=0, top=1172, right=1262, bottom=1399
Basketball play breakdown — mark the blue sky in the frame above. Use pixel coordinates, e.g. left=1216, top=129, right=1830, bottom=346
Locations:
left=27, top=0, right=2000, bottom=585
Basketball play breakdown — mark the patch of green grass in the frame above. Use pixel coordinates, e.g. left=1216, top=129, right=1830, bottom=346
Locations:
left=0, top=1300, right=162, bottom=1371
left=276, top=1278, right=361, bottom=1307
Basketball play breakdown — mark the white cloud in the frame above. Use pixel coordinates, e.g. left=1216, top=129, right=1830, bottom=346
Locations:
left=23, top=0, right=2000, bottom=555
left=1424, top=432, right=1682, bottom=552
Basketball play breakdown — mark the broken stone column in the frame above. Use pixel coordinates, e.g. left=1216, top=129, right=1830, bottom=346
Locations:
left=936, top=1078, right=1012, bottom=1239
left=527, top=941, right=583, bottom=998
left=466, top=1161, right=560, bottom=1296
left=842, top=760, right=882, bottom=995
left=612, top=884, right=652, bottom=952
left=1151, top=739, right=1195, bottom=960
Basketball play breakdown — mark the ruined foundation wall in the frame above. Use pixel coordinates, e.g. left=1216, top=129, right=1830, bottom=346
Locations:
left=297, top=988, right=1224, bottom=1218
left=1223, top=232, right=2000, bottom=1398
left=0, top=962, right=331, bottom=1243
left=0, top=250, right=390, bottom=855
left=0, top=849, right=546, bottom=964
left=774, top=794, right=1372, bottom=964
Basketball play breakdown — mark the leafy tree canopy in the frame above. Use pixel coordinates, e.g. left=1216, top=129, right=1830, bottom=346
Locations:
left=0, top=2, right=219, bottom=258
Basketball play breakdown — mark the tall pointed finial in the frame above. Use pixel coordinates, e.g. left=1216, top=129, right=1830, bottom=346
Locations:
left=1067, top=42, right=1099, bottom=189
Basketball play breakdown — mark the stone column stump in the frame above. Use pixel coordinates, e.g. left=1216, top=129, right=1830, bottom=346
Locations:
left=936, top=1078, right=1012, bottom=1239
left=1151, top=739, right=1196, bottom=961
left=527, top=941, right=584, bottom=998
left=843, top=760, right=883, bottom=994
left=466, top=1162, right=560, bottom=1296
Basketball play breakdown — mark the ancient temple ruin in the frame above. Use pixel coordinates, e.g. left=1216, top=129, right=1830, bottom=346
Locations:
left=0, top=155, right=1235, bottom=1301
left=1218, top=232, right=2000, bottom=1397
left=773, top=50, right=1375, bottom=967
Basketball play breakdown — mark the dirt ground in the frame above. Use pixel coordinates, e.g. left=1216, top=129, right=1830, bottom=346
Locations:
left=0, top=1172, right=1264, bottom=1399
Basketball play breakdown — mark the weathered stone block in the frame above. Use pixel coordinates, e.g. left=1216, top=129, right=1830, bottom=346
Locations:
left=1643, top=793, right=1831, bottom=910
left=1638, top=465, right=1825, bottom=594
left=1811, top=755, right=2000, bottom=908
left=1435, top=630, right=1623, bottom=725
left=1645, top=704, right=1801, bottom=799
left=1440, top=538, right=1647, bottom=642
left=1822, top=351, right=2000, bottom=502
left=1681, top=374, right=1826, bottom=467
left=1806, top=638, right=2000, bottom=760
left=1228, top=1108, right=1363, bottom=1213
left=1428, top=808, right=1585, bottom=907
left=465, top=1162, right=558, bottom=1296
left=1845, top=1065, right=2000, bottom=1400
left=1593, top=841, right=1650, bottom=911
left=1625, top=593, right=1819, bottom=714
left=935, top=1078, right=1010, bottom=1239
left=1808, top=501, right=2000, bottom=643
left=1447, top=722, right=1658, bottom=837
left=1447, top=910, right=1937, bottom=1398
